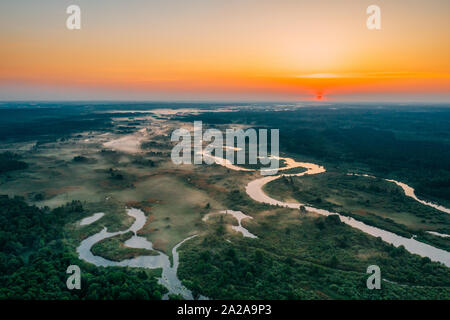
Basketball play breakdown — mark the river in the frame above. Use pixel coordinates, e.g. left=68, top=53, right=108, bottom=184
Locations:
left=245, top=159, right=450, bottom=267
left=77, top=208, right=205, bottom=299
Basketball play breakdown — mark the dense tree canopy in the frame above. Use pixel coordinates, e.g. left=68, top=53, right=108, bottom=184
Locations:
left=0, top=196, right=165, bottom=300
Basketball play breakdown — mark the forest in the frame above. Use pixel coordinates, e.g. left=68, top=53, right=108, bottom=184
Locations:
left=0, top=152, right=28, bottom=174
left=0, top=196, right=165, bottom=299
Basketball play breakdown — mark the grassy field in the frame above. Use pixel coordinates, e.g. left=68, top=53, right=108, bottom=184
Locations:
left=125, top=175, right=221, bottom=254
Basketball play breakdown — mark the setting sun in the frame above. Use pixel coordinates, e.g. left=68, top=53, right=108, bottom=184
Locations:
left=0, top=0, right=449, bottom=101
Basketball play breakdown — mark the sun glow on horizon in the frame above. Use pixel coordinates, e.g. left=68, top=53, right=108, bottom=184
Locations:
left=0, top=0, right=449, bottom=101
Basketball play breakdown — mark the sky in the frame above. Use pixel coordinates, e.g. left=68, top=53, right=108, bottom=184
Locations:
left=0, top=0, right=449, bottom=102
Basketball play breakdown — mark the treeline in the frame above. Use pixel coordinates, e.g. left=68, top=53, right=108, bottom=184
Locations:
left=0, top=152, right=28, bottom=174
left=0, top=196, right=165, bottom=299
left=0, top=107, right=113, bottom=142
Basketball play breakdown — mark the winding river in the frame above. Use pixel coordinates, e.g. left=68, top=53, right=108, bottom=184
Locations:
left=245, top=160, right=450, bottom=267
left=77, top=208, right=205, bottom=299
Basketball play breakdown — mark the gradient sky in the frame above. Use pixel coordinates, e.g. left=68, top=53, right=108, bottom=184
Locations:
left=1, top=0, right=449, bottom=101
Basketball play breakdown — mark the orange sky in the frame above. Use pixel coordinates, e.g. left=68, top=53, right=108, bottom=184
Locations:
left=1, top=0, right=449, bottom=101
